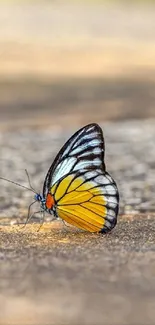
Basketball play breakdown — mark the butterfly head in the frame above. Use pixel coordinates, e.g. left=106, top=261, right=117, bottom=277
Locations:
left=34, top=193, right=47, bottom=213
left=34, top=193, right=45, bottom=205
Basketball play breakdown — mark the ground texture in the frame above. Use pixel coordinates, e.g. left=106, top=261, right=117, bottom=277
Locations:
left=0, top=215, right=155, bottom=325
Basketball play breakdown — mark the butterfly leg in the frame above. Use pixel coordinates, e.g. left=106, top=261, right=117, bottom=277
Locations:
left=62, top=219, right=70, bottom=228
left=61, top=219, right=73, bottom=234
left=22, top=209, right=41, bottom=228
left=53, top=209, right=69, bottom=231
left=37, top=211, right=45, bottom=232
left=22, top=200, right=37, bottom=226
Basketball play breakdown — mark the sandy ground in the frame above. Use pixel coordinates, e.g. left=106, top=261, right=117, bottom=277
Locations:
left=0, top=215, right=155, bottom=325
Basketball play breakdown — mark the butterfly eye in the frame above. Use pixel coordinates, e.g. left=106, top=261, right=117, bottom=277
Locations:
left=34, top=194, right=42, bottom=202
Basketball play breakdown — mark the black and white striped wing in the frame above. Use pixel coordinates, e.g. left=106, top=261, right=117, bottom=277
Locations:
left=43, top=123, right=105, bottom=195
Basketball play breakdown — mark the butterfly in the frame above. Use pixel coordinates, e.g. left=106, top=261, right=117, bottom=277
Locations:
left=0, top=123, right=119, bottom=233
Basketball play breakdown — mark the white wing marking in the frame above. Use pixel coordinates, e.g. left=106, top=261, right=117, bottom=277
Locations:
left=88, top=139, right=101, bottom=147
left=105, top=196, right=118, bottom=208
left=99, top=185, right=117, bottom=195
left=95, top=175, right=111, bottom=185
left=79, top=147, right=101, bottom=157
left=92, top=147, right=102, bottom=155
left=105, top=220, right=111, bottom=227
left=106, top=209, right=116, bottom=218
left=73, top=160, right=91, bottom=171
left=52, top=157, right=76, bottom=184
left=61, top=129, right=84, bottom=158
left=93, top=158, right=101, bottom=166
left=85, top=171, right=99, bottom=179
left=71, top=146, right=84, bottom=155
left=72, top=132, right=98, bottom=148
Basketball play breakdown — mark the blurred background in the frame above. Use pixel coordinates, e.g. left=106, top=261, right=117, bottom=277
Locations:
left=0, top=0, right=155, bottom=128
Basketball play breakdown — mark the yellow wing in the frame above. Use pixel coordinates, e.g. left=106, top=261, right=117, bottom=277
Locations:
left=50, top=171, right=119, bottom=233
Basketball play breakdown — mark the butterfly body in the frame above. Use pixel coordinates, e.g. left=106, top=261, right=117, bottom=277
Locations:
left=35, top=193, right=55, bottom=215
left=35, top=123, right=119, bottom=233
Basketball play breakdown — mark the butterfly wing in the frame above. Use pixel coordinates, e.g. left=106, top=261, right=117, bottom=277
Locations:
left=43, top=123, right=119, bottom=233
left=43, top=123, right=105, bottom=196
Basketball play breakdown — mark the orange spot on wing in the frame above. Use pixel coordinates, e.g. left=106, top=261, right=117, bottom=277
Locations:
left=46, top=193, right=55, bottom=209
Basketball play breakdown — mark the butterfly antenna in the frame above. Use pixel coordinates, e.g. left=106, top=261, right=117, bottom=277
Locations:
left=0, top=176, right=36, bottom=194
left=24, top=169, right=37, bottom=193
